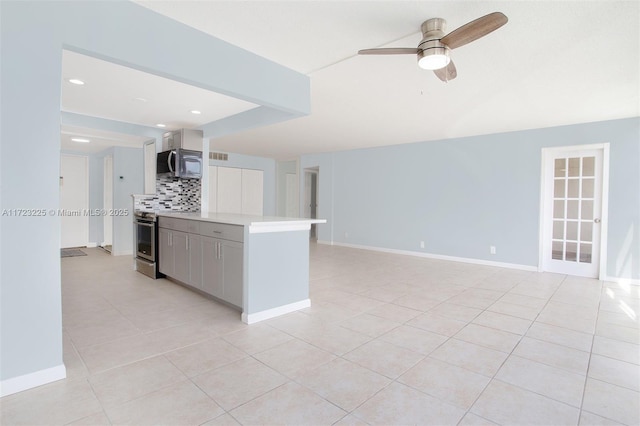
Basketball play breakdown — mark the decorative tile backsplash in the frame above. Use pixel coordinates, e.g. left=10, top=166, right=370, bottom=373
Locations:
left=133, top=176, right=201, bottom=212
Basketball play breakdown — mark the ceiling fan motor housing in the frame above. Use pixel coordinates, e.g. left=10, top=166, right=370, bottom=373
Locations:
left=417, top=18, right=450, bottom=69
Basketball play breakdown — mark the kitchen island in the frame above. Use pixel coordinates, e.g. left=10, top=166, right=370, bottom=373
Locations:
left=157, top=212, right=326, bottom=324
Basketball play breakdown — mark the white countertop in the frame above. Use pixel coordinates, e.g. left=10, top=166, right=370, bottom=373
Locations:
left=157, top=211, right=326, bottom=233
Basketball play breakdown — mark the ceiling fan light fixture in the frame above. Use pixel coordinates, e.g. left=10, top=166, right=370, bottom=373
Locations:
left=417, top=47, right=451, bottom=70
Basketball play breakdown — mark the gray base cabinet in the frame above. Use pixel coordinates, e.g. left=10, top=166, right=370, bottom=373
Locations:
left=158, top=228, right=190, bottom=285
left=158, top=228, right=173, bottom=277
left=188, top=233, right=203, bottom=291
left=158, top=217, right=243, bottom=308
left=201, top=236, right=223, bottom=298
left=201, top=237, right=243, bottom=307
left=172, top=231, right=189, bottom=285
left=221, top=240, right=243, bottom=307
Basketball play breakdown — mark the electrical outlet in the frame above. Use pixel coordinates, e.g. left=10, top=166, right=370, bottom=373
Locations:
left=344, top=232, right=349, bottom=239
left=420, top=241, right=425, bottom=249
left=490, top=246, right=496, bottom=255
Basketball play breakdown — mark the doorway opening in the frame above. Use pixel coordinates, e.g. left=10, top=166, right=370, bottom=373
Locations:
left=103, top=155, right=113, bottom=253
left=304, top=167, right=319, bottom=240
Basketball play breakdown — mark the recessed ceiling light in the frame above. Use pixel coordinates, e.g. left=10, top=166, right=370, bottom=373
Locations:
left=134, top=97, right=149, bottom=102
left=190, top=110, right=201, bottom=115
left=71, top=138, right=90, bottom=143
left=156, top=124, right=166, bottom=128
left=68, top=79, right=85, bottom=85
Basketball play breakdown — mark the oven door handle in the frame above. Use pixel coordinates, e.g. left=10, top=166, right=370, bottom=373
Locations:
left=135, top=222, right=155, bottom=228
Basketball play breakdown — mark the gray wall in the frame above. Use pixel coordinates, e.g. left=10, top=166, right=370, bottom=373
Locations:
left=301, top=117, right=639, bottom=280
left=245, top=230, right=310, bottom=315
left=0, top=0, right=308, bottom=389
left=112, top=147, right=144, bottom=255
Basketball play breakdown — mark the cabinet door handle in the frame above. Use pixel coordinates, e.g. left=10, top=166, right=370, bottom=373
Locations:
left=218, top=242, right=221, bottom=259
left=186, top=236, right=189, bottom=251
left=169, top=233, right=173, bottom=246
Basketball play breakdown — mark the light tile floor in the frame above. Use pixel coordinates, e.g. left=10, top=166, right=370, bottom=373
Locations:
left=2, top=245, right=639, bottom=425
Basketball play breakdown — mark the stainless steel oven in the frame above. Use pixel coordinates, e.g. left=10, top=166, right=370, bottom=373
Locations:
left=134, top=211, right=163, bottom=279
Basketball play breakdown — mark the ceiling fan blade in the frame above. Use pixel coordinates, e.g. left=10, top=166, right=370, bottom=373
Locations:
left=440, top=12, right=508, bottom=50
left=433, top=60, right=457, bottom=82
left=358, top=48, right=419, bottom=55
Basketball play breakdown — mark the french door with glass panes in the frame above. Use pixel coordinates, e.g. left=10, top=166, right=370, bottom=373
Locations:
left=541, top=145, right=607, bottom=278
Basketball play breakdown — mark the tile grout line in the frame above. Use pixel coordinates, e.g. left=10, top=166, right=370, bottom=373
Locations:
left=574, top=279, right=632, bottom=426
left=456, top=273, right=584, bottom=424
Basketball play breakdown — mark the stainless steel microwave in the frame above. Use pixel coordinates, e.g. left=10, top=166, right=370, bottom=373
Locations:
left=157, top=149, right=202, bottom=179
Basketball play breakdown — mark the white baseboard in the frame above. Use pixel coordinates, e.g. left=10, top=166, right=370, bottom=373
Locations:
left=86, top=242, right=98, bottom=248
left=329, top=241, right=538, bottom=272
left=603, top=276, right=640, bottom=286
left=318, top=241, right=639, bottom=282
left=242, top=299, right=311, bottom=324
left=0, top=364, right=66, bottom=397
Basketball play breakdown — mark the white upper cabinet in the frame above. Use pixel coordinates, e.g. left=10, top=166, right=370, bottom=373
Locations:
left=216, top=166, right=242, bottom=214
left=208, top=165, right=264, bottom=215
left=242, top=168, right=264, bottom=215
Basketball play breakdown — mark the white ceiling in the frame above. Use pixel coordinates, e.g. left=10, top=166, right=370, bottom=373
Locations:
left=61, top=125, right=151, bottom=154
left=62, top=1, right=639, bottom=159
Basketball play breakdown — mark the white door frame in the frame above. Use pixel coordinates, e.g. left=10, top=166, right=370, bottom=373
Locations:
left=538, top=143, right=610, bottom=279
left=303, top=167, right=319, bottom=239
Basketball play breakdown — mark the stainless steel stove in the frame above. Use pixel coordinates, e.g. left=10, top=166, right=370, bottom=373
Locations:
left=134, top=211, right=163, bottom=279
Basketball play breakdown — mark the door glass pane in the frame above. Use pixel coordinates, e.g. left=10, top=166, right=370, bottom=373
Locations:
left=567, top=179, right=579, bottom=198
left=582, top=200, right=593, bottom=220
left=547, top=152, right=600, bottom=272
left=553, top=221, right=564, bottom=239
left=554, top=180, right=565, bottom=198
left=554, top=159, right=566, bottom=177
left=566, top=242, right=578, bottom=261
left=554, top=200, right=565, bottom=218
left=567, top=221, right=578, bottom=240
left=583, top=157, right=595, bottom=177
left=552, top=241, right=563, bottom=260
left=582, top=178, right=594, bottom=198
left=568, top=158, right=580, bottom=177
left=581, top=222, right=593, bottom=242
left=567, top=200, right=579, bottom=219
left=580, top=243, right=592, bottom=263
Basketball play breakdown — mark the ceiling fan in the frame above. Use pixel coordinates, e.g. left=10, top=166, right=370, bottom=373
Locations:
left=358, top=12, right=508, bottom=82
